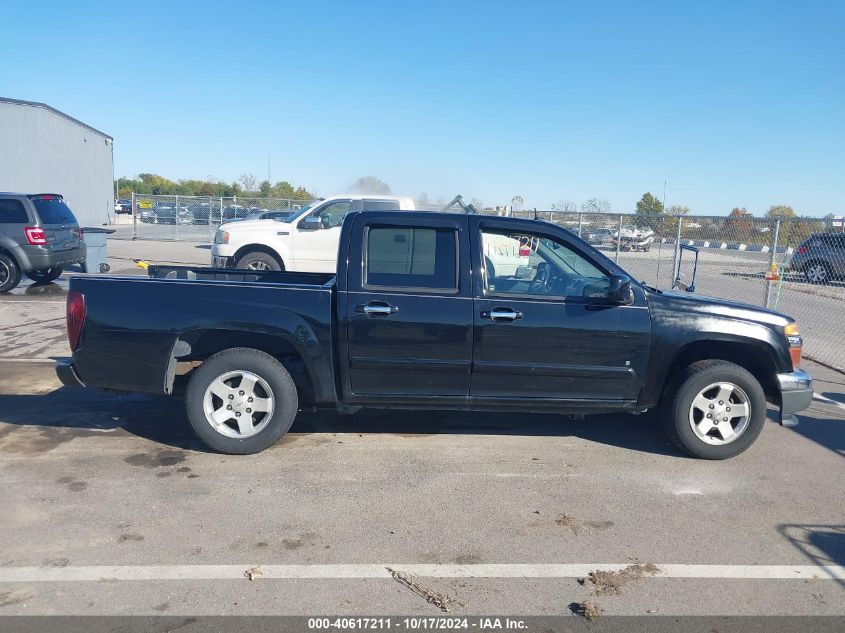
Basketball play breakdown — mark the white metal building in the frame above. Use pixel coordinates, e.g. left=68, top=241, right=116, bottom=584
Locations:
left=0, top=97, right=114, bottom=227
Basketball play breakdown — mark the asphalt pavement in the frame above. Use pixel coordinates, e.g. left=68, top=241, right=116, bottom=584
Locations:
left=0, top=249, right=843, bottom=618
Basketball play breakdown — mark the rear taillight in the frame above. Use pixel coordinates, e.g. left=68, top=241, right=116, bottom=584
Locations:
left=796, top=246, right=808, bottom=254
left=75, top=227, right=83, bottom=239
left=25, top=227, right=47, bottom=245
left=67, top=291, right=86, bottom=351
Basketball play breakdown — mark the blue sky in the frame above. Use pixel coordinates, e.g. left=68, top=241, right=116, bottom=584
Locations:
left=1, top=0, right=842, bottom=215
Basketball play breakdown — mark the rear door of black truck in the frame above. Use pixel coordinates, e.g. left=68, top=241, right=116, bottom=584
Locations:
left=341, top=213, right=473, bottom=398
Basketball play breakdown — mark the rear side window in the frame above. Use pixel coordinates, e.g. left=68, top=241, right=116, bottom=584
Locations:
left=366, top=226, right=458, bottom=290
left=30, top=196, right=77, bottom=225
left=363, top=200, right=402, bottom=211
left=0, top=199, right=29, bottom=223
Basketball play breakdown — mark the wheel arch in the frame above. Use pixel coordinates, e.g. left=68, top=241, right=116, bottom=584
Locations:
left=168, top=329, right=323, bottom=403
left=0, top=242, right=24, bottom=269
left=659, top=339, right=781, bottom=406
left=232, top=244, right=286, bottom=270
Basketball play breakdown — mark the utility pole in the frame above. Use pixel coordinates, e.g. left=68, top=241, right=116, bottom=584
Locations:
left=268, top=154, right=271, bottom=183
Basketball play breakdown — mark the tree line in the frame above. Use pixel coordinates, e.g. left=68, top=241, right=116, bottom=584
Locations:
left=115, top=173, right=401, bottom=201
left=115, top=173, right=314, bottom=201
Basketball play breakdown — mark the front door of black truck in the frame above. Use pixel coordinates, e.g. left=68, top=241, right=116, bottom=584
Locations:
left=343, top=213, right=473, bottom=396
left=468, top=217, right=651, bottom=401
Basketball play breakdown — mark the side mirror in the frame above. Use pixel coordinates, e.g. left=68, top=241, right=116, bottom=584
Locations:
left=299, top=215, right=322, bottom=231
left=606, top=273, right=633, bottom=304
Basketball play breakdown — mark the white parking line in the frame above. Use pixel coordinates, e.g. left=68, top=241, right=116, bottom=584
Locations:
left=0, top=358, right=57, bottom=363
left=1, top=564, right=843, bottom=583
left=813, top=393, right=845, bottom=413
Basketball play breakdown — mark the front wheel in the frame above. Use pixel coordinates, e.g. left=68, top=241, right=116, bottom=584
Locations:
left=26, top=266, right=63, bottom=283
left=236, top=251, right=282, bottom=271
left=662, top=360, right=767, bottom=459
left=185, top=348, right=298, bottom=454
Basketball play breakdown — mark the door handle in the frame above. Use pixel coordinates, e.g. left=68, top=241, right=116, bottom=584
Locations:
left=482, top=308, right=524, bottom=322
left=356, top=302, right=399, bottom=317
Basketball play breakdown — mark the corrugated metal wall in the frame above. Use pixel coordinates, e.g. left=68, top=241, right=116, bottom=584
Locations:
left=0, top=101, right=113, bottom=227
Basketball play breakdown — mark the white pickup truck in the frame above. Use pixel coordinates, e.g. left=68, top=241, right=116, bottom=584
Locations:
left=211, top=195, right=415, bottom=273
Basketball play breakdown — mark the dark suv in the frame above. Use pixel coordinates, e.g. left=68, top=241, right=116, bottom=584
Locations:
left=0, top=193, right=85, bottom=293
left=790, top=232, right=845, bottom=284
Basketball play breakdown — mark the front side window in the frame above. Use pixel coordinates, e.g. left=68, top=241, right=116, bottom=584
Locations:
left=366, top=226, right=457, bottom=290
left=0, top=199, right=29, bottom=224
left=481, top=228, right=609, bottom=298
left=314, top=201, right=351, bottom=228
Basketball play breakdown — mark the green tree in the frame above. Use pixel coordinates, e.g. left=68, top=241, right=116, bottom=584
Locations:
left=722, top=207, right=753, bottom=241
left=766, top=205, right=796, bottom=218
left=635, top=192, right=664, bottom=215
left=259, top=180, right=272, bottom=197
left=293, top=186, right=312, bottom=201
left=765, top=205, right=819, bottom=246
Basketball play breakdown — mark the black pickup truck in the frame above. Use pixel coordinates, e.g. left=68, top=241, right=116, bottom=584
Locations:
left=56, top=211, right=813, bottom=459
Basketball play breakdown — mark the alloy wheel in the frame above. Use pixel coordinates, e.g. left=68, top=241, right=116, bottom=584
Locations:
left=203, top=370, right=274, bottom=438
left=805, top=264, right=828, bottom=283
left=688, top=382, right=751, bottom=445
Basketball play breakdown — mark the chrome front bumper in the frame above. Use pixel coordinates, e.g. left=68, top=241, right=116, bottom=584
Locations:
left=777, top=369, right=813, bottom=427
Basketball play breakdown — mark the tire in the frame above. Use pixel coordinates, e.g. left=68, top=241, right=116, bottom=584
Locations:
left=803, top=261, right=831, bottom=285
left=26, top=266, right=63, bottom=284
left=236, top=251, right=282, bottom=272
left=185, top=348, right=298, bottom=454
left=0, top=253, right=22, bottom=293
left=662, top=359, right=767, bottom=459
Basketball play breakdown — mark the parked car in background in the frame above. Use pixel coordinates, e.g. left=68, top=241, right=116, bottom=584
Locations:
left=586, top=227, right=614, bottom=245
left=140, top=203, right=193, bottom=225
left=59, top=209, right=812, bottom=458
left=186, top=202, right=220, bottom=225
left=221, top=205, right=250, bottom=223
left=114, top=199, right=132, bottom=214
left=789, top=232, right=845, bottom=284
left=0, top=193, right=85, bottom=292
left=211, top=195, right=415, bottom=272
left=612, top=227, right=654, bottom=252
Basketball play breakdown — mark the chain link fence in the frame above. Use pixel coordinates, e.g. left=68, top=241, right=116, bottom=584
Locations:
left=508, top=209, right=844, bottom=370
left=129, top=194, right=312, bottom=242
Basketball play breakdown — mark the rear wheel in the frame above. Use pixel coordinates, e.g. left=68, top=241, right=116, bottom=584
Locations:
left=0, top=253, right=22, bottom=293
left=26, top=266, right=63, bottom=284
left=185, top=348, right=298, bottom=454
left=236, top=251, right=282, bottom=271
left=804, top=261, right=831, bottom=284
left=662, top=360, right=766, bottom=459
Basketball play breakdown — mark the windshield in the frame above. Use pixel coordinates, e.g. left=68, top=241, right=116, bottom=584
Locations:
left=29, top=196, right=78, bottom=225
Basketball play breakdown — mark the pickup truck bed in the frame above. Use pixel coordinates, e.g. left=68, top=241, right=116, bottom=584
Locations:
left=65, top=268, right=337, bottom=401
